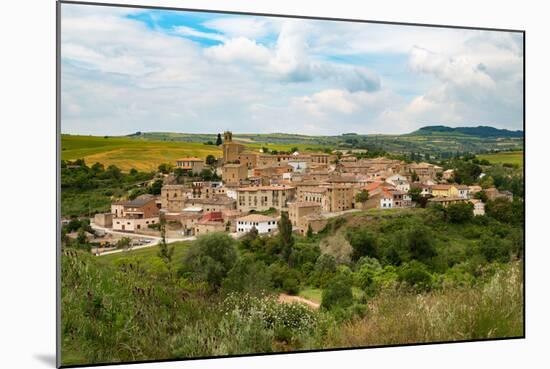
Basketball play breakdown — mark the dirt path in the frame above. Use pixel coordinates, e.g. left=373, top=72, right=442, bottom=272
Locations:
left=278, top=294, right=320, bottom=310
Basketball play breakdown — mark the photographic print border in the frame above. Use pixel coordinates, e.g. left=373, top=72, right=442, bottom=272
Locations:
left=56, top=1, right=526, bottom=367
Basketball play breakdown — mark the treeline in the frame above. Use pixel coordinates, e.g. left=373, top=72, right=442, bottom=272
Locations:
left=61, top=159, right=157, bottom=217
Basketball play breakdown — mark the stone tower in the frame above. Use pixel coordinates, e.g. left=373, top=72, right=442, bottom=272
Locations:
left=224, top=131, right=233, bottom=142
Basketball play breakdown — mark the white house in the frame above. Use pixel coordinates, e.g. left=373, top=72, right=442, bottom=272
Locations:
left=386, top=174, right=410, bottom=192
left=456, top=185, right=470, bottom=199
left=470, top=199, right=486, bottom=216
left=236, top=214, right=278, bottom=234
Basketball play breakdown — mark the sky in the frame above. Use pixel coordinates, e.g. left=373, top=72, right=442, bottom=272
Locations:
left=60, top=3, right=524, bottom=136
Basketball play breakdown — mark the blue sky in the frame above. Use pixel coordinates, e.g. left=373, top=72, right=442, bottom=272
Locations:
left=61, top=3, right=524, bottom=135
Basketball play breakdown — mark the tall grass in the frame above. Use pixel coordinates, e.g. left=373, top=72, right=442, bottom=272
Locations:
left=61, top=249, right=523, bottom=365
left=323, top=262, right=523, bottom=348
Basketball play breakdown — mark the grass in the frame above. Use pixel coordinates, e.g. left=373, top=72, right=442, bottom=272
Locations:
left=478, top=151, right=523, bottom=167
left=61, top=135, right=329, bottom=172
left=299, top=288, right=322, bottom=303
left=62, top=135, right=223, bottom=172
left=96, top=241, right=191, bottom=266
left=325, top=262, right=523, bottom=347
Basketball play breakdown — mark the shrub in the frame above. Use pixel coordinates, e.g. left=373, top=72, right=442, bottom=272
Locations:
left=398, top=261, right=434, bottom=292
left=446, top=202, right=474, bottom=223
left=346, top=227, right=378, bottom=261
left=222, top=256, right=272, bottom=295
left=181, top=233, right=238, bottom=290
left=321, top=273, right=353, bottom=310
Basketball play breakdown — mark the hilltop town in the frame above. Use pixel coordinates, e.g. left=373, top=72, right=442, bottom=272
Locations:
left=82, top=130, right=515, bottom=252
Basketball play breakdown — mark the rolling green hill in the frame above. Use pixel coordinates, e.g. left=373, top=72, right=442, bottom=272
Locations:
left=61, top=125, right=523, bottom=171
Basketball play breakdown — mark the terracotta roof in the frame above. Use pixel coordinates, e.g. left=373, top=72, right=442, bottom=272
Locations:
left=236, top=214, right=278, bottom=223
left=176, top=157, right=203, bottom=162
left=237, top=185, right=295, bottom=192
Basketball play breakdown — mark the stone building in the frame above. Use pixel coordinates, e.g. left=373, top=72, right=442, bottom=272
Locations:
left=236, top=185, right=296, bottom=212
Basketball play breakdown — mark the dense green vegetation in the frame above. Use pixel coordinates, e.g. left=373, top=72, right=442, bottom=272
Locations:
left=62, top=201, right=524, bottom=365
left=61, top=159, right=156, bottom=217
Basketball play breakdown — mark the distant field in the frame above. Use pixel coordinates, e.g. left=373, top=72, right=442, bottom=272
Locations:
left=478, top=151, right=523, bottom=167
left=61, top=135, right=327, bottom=171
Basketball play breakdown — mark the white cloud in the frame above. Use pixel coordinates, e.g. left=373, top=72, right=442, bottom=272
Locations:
left=60, top=4, right=523, bottom=136
left=172, top=25, right=226, bottom=42
left=203, top=17, right=277, bottom=39
left=204, top=37, right=271, bottom=64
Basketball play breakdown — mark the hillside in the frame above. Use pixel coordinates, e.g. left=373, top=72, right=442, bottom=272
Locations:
left=411, top=125, right=524, bottom=138
left=61, top=125, right=524, bottom=171
left=123, top=125, right=523, bottom=157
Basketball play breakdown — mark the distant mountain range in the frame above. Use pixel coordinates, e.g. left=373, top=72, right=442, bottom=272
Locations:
left=411, top=125, right=523, bottom=138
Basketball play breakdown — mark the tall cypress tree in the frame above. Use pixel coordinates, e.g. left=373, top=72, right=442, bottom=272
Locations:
left=278, top=211, right=294, bottom=263
left=216, top=133, right=223, bottom=146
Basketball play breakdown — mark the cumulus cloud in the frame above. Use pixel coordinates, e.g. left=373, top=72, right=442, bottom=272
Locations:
left=60, top=3, right=523, bottom=135
left=204, top=37, right=271, bottom=64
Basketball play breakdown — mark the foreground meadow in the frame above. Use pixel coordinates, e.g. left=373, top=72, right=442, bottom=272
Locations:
left=61, top=205, right=524, bottom=366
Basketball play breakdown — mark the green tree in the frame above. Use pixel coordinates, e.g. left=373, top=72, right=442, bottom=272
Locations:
left=157, top=214, right=174, bottom=264
left=346, top=227, right=378, bottom=261
left=306, top=224, right=313, bottom=239
left=408, top=187, right=422, bottom=204
left=398, top=261, right=433, bottom=292
left=278, top=211, right=294, bottom=263
left=221, top=256, right=272, bottom=295
left=181, top=233, right=238, bottom=289
left=446, top=202, right=474, bottom=223
left=355, top=189, right=369, bottom=206
left=116, top=237, right=131, bottom=250
left=158, top=163, right=172, bottom=174
left=149, top=179, right=163, bottom=195
left=216, top=133, right=223, bottom=146
left=474, top=190, right=488, bottom=203
left=407, top=226, right=437, bottom=263
left=321, top=273, right=353, bottom=310
left=205, top=154, right=217, bottom=166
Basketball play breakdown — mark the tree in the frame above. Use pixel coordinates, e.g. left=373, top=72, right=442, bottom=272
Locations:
left=446, top=202, right=474, bottom=223
left=278, top=211, right=294, bottom=263
left=205, top=154, right=217, bottom=166
left=221, top=255, right=272, bottom=295
left=157, top=214, right=174, bottom=264
left=411, top=170, right=420, bottom=182
left=181, top=233, right=238, bottom=289
left=474, top=190, right=488, bottom=203
left=408, top=187, right=422, bottom=204
left=321, top=273, right=353, bottom=310
left=158, top=163, right=172, bottom=174
left=149, top=179, right=163, bottom=195
left=216, top=133, right=223, bottom=146
left=116, top=237, right=131, bottom=251
left=398, top=261, right=433, bottom=292
left=407, top=226, right=437, bottom=263
left=346, top=227, right=378, bottom=261
left=306, top=224, right=313, bottom=239
left=355, top=190, right=369, bottom=206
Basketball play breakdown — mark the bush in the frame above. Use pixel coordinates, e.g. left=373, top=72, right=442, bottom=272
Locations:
left=321, top=273, right=353, bottom=310
left=346, top=227, right=378, bottom=261
left=181, top=233, right=238, bottom=290
left=398, top=261, right=434, bottom=292
left=222, top=256, right=272, bottom=295
left=446, top=202, right=474, bottom=223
